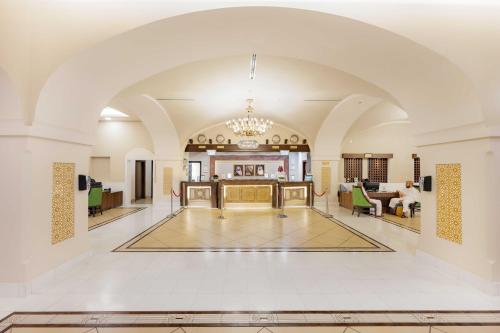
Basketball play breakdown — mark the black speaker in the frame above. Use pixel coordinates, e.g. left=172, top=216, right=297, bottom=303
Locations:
left=78, top=175, right=87, bottom=191
left=422, top=176, right=432, bottom=192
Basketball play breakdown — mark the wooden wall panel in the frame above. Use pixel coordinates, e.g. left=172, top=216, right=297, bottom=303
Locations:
left=436, top=163, right=462, bottom=244
left=51, top=162, right=75, bottom=245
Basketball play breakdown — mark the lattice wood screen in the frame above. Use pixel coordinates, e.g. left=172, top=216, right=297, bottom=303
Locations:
left=413, top=157, right=421, bottom=183
left=368, top=158, right=388, bottom=183
left=344, top=158, right=363, bottom=181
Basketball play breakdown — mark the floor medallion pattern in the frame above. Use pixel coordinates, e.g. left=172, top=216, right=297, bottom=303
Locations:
left=113, top=207, right=393, bottom=252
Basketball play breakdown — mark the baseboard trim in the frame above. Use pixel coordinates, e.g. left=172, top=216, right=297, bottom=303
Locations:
left=416, top=250, right=500, bottom=296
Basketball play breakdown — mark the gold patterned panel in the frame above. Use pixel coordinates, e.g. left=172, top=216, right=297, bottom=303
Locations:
left=255, top=187, right=272, bottom=202
left=321, top=166, right=331, bottom=193
left=285, top=188, right=306, bottom=200
left=436, top=163, right=462, bottom=244
left=225, top=187, right=241, bottom=202
left=51, top=162, right=75, bottom=245
left=188, top=187, right=211, bottom=201
left=240, top=187, right=256, bottom=201
left=163, top=167, right=173, bottom=194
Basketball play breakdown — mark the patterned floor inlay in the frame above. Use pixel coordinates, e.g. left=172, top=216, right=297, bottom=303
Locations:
left=1, top=311, right=499, bottom=332
left=379, top=213, right=421, bottom=233
left=113, top=208, right=393, bottom=252
left=89, top=207, right=146, bottom=231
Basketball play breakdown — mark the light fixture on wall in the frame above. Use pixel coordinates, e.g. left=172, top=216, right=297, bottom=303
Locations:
left=226, top=98, right=273, bottom=149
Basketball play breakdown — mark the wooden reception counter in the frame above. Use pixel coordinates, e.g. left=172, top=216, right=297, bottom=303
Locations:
left=180, top=180, right=313, bottom=209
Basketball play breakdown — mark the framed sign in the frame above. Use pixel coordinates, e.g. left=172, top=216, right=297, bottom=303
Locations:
left=244, top=164, right=255, bottom=176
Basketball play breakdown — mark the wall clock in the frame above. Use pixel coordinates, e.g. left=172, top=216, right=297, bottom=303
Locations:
left=290, top=134, right=299, bottom=144
left=216, top=134, right=225, bottom=143
left=197, top=134, right=207, bottom=143
left=272, top=135, right=281, bottom=144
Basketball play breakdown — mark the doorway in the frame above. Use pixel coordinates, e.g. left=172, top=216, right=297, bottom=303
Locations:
left=134, top=160, right=153, bottom=203
left=189, top=161, right=202, bottom=182
left=302, top=160, right=308, bottom=181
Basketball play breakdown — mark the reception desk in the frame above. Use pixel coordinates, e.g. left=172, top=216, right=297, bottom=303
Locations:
left=180, top=180, right=313, bottom=209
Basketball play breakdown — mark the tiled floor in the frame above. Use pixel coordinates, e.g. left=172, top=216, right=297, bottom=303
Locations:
left=89, top=207, right=145, bottom=230
left=115, top=208, right=392, bottom=252
left=0, top=202, right=499, bottom=317
left=379, top=213, right=420, bottom=233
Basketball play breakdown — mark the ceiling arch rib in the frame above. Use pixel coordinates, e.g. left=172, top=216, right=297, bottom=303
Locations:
left=111, top=95, right=181, bottom=160
left=33, top=7, right=482, bottom=146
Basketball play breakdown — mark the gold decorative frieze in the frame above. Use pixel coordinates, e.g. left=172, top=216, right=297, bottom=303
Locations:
left=51, top=162, right=75, bottom=245
left=436, top=163, right=462, bottom=244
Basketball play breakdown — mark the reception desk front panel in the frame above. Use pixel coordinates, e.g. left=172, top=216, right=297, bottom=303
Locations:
left=181, top=180, right=313, bottom=209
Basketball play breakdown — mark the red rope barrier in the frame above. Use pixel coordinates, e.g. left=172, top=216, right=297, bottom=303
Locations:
left=313, top=191, right=327, bottom=197
left=171, top=189, right=181, bottom=197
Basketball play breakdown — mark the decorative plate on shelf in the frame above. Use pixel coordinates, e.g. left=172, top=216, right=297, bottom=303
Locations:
left=272, top=135, right=281, bottom=144
left=290, top=134, right=299, bottom=144
left=216, top=134, right=225, bottom=143
left=197, top=134, right=207, bottom=143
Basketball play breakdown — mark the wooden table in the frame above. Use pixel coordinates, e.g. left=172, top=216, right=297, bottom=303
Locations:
left=367, top=191, right=399, bottom=213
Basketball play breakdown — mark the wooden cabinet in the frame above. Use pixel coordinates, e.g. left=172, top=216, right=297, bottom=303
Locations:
left=101, top=191, right=123, bottom=210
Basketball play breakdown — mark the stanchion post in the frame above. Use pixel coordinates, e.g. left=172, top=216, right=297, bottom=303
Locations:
left=218, top=185, right=225, bottom=220
left=324, top=191, right=333, bottom=218
left=169, top=188, right=174, bottom=218
left=277, top=185, right=288, bottom=218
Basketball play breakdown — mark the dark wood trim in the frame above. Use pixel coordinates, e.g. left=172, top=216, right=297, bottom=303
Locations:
left=341, top=153, right=365, bottom=158
left=342, top=153, right=393, bottom=159
left=185, top=144, right=310, bottom=152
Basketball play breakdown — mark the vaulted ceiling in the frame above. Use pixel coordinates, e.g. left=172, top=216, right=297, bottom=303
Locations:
left=114, top=55, right=391, bottom=143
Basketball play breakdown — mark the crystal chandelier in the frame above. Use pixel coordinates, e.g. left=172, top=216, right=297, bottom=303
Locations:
left=226, top=99, right=273, bottom=149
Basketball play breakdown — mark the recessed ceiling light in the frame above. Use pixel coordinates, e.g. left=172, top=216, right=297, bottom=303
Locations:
left=104, top=117, right=112, bottom=121
left=100, top=107, right=129, bottom=118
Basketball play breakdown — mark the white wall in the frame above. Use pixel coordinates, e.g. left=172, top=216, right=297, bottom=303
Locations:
left=418, top=139, right=500, bottom=282
left=91, top=121, right=154, bottom=182
left=0, top=136, right=90, bottom=293
left=340, top=122, right=416, bottom=183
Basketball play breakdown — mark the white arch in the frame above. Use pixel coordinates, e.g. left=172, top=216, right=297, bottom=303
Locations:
left=111, top=95, right=181, bottom=160
left=314, top=94, right=383, bottom=160
left=33, top=7, right=482, bottom=146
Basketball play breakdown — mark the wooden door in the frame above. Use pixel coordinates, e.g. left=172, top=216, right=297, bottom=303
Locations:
left=135, top=160, right=146, bottom=200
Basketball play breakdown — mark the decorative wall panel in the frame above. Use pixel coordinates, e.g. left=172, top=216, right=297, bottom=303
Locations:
left=368, top=158, right=388, bottom=183
left=436, top=163, right=462, bottom=244
left=321, top=166, right=331, bottom=193
left=344, top=158, right=363, bottom=181
left=188, top=187, right=211, bottom=201
left=162, top=167, right=173, bottom=194
left=51, top=162, right=75, bottom=245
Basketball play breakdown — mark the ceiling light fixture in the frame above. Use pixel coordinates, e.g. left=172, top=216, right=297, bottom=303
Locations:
left=249, top=54, right=257, bottom=80
left=226, top=98, right=273, bottom=149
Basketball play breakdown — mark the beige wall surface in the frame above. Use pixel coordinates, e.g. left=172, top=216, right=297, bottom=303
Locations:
left=340, top=122, right=416, bottom=183
left=418, top=139, right=499, bottom=281
left=0, top=136, right=91, bottom=286
left=91, top=121, right=154, bottom=182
